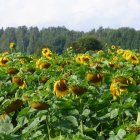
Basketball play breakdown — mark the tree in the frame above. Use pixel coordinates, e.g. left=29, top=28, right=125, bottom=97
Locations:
left=70, top=36, right=103, bottom=53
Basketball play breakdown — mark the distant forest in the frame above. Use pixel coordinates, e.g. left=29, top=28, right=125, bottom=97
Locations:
left=0, top=26, right=139, bottom=54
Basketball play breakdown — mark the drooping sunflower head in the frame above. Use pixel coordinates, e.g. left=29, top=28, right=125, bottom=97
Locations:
left=86, top=72, right=103, bottom=85
left=70, top=85, right=87, bottom=96
left=1, top=52, right=9, bottom=57
left=110, top=82, right=120, bottom=100
left=4, top=99, right=23, bottom=114
left=39, top=76, right=48, bottom=84
left=7, top=68, right=19, bottom=75
left=30, top=101, right=49, bottom=110
left=0, top=57, right=9, bottom=66
left=9, top=42, right=16, bottom=49
left=36, top=59, right=50, bottom=69
left=89, top=61, right=102, bottom=70
left=96, top=50, right=104, bottom=54
left=12, top=76, right=27, bottom=89
left=110, top=76, right=130, bottom=100
left=129, top=54, right=139, bottom=65
left=54, top=79, right=69, bottom=97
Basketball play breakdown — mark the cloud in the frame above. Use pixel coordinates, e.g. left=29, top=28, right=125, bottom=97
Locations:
left=0, top=0, right=139, bottom=31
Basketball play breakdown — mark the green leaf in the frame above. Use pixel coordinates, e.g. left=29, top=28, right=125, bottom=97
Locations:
left=125, top=133, right=136, bottom=140
left=110, top=109, right=119, bottom=119
left=136, top=112, right=140, bottom=125
left=0, top=123, right=13, bottom=134
left=0, top=133, right=20, bottom=140
left=82, top=109, right=90, bottom=117
left=65, top=116, right=78, bottom=127
left=136, top=134, right=140, bottom=140
left=117, top=129, right=126, bottom=139
left=22, top=117, right=40, bottom=134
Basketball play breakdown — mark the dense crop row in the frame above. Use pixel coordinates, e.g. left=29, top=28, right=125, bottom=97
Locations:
left=0, top=43, right=140, bottom=140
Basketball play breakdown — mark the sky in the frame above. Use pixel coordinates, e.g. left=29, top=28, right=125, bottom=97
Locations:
left=0, top=0, right=140, bottom=32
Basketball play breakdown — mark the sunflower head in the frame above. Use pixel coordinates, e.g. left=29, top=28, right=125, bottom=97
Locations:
left=61, top=61, right=70, bottom=68
left=12, top=76, right=27, bottom=89
left=42, top=48, right=52, bottom=59
left=117, top=49, right=124, bottom=54
left=36, top=59, right=50, bottom=69
left=7, top=68, right=19, bottom=75
left=75, top=54, right=91, bottom=65
left=9, top=42, right=16, bottom=49
left=70, top=85, right=87, bottom=96
left=26, top=67, right=35, bottom=74
left=0, top=57, right=9, bottom=66
left=4, top=99, right=23, bottom=114
left=111, top=45, right=116, bottom=50
left=90, top=62, right=102, bottom=70
left=39, top=76, right=48, bottom=84
left=129, top=54, right=139, bottom=65
left=30, top=101, right=49, bottom=110
left=96, top=50, right=104, bottom=54
left=110, top=82, right=127, bottom=100
left=54, top=79, right=69, bottom=97
left=86, top=72, right=103, bottom=84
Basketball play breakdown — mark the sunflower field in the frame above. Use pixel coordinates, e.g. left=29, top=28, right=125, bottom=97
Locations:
left=0, top=43, right=140, bottom=140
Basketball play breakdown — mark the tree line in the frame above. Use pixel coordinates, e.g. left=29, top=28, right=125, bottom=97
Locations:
left=0, top=26, right=139, bottom=54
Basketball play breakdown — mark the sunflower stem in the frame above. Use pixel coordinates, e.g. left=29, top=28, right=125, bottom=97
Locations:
left=46, top=109, right=51, bottom=140
left=79, top=98, right=84, bottom=134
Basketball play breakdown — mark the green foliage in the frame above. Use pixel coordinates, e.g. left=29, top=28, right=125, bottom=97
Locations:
left=0, top=46, right=140, bottom=139
left=70, top=36, right=103, bottom=53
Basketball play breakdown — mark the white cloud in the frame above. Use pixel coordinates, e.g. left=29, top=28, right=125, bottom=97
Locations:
left=0, top=0, right=139, bottom=31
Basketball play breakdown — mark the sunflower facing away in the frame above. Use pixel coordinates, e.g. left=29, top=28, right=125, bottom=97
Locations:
left=110, top=76, right=129, bottom=100
left=54, top=79, right=69, bottom=97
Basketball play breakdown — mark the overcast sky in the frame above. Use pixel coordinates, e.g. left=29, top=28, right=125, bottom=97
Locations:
left=0, top=0, right=140, bottom=31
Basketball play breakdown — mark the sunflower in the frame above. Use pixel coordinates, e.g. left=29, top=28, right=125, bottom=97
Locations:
left=122, top=50, right=133, bottom=59
left=42, top=48, right=52, bottom=60
left=75, top=54, right=82, bottom=64
left=111, top=45, right=116, bottom=50
left=75, top=54, right=91, bottom=65
left=96, top=50, right=104, bottom=54
left=86, top=72, right=103, bottom=85
left=26, top=67, right=35, bottom=74
left=36, top=59, right=50, bottom=69
left=70, top=85, right=87, bottom=96
left=9, top=42, right=16, bottom=49
left=12, top=76, right=27, bottom=89
left=117, top=49, right=124, bottom=54
left=108, top=62, right=120, bottom=69
left=39, top=76, right=48, bottom=84
left=110, top=82, right=122, bottom=100
left=4, top=99, right=23, bottom=114
left=110, top=76, right=129, bottom=100
left=1, top=52, right=9, bottom=57
left=30, top=101, right=49, bottom=110
left=89, top=62, right=102, bottom=70
left=0, top=113, right=7, bottom=121
left=7, top=68, right=19, bottom=75
left=0, top=57, right=9, bottom=66
left=129, top=54, right=139, bottom=65
left=54, top=79, right=69, bottom=97
left=61, top=61, right=70, bottom=68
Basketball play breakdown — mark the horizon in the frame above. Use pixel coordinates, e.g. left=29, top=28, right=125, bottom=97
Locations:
left=0, top=25, right=139, bottom=33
